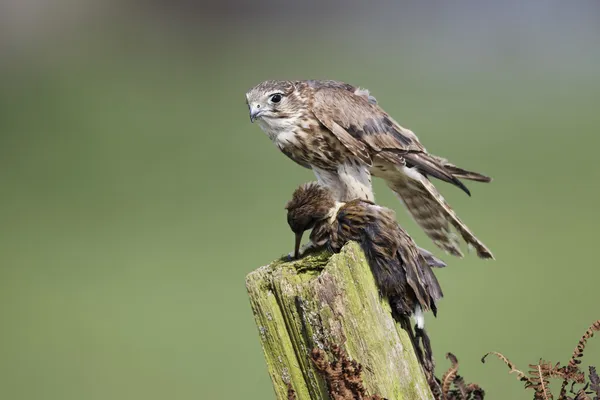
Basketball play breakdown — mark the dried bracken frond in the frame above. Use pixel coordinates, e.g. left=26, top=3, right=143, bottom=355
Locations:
left=437, top=352, right=485, bottom=400
left=286, top=382, right=296, bottom=400
left=442, top=353, right=460, bottom=399
left=568, top=321, right=600, bottom=371
left=310, top=345, right=386, bottom=400
left=427, top=375, right=444, bottom=400
left=589, top=367, right=600, bottom=400
left=452, top=375, right=469, bottom=399
left=566, top=383, right=593, bottom=400
left=466, top=384, right=485, bottom=400
left=527, top=362, right=553, bottom=400
left=561, top=320, right=600, bottom=398
left=482, top=320, right=599, bottom=400
left=429, top=376, right=444, bottom=400
left=481, top=351, right=529, bottom=383
left=560, top=380, right=570, bottom=399
left=573, top=389, right=592, bottom=400
left=558, top=365, right=587, bottom=399
left=537, top=358, right=586, bottom=395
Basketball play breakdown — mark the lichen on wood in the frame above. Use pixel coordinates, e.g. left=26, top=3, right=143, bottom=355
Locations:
left=246, top=241, right=434, bottom=400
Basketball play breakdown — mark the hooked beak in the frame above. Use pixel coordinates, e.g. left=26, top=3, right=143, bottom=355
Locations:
left=293, top=232, right=304, bottom=259
left=249, top=107, right=262, bottom=123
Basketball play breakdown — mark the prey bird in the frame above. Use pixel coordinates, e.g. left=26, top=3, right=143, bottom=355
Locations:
left=246, top=79, right=493, bottom=259
left=285, top=181, right=445, bottom=375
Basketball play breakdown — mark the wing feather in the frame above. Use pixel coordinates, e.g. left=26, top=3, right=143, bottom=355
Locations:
left=306, top=80, right=492, bottom=197
left=310, top=85, right=424, bottom=160
left=310, top=101, right=371, bottom=165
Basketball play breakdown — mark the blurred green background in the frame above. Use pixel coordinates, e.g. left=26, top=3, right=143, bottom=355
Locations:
left=1, top=1, right=599, bottom=399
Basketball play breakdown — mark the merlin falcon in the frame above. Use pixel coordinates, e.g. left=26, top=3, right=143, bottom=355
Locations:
left=245, top=79, right=493, bottom=259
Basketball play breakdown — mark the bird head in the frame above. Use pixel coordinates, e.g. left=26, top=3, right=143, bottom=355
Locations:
left=245, top=80, right=303, bottom=124
left=285, top=182, right=336, bottom=259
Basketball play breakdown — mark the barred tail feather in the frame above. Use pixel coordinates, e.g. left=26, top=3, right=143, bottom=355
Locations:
left=385, top=168, right=494, bottom=260
left=443, top=164, right=492, bottom=183
left=404, top=152, right=492, bottom=190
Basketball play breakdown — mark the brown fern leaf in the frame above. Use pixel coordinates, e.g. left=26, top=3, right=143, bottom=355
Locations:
left=572, top=384, right=592, bottom=400
left=559, top=366, right=586, bottom=384
left=481, top=352, right=529, bottom=383
left=452, top=375, right=468, bottom=399
left=561, top=382, right=569, bottom=399
left=430, top=376, right=443, bottom=400
left=536, top=360, right=584, bottom=384
left=589, top=366, right=600, bottom=400
left=442, top=353, right=460, bottom=399
left=437, top=353, right=485, bottom=399
left=561, top=371, right=588, bottom=400
left=310, top=345, right=387, bottom=400
left=556, top=367, right=572, bottom=399
left=286, top=382, right=297, bottom=400
left=561, top=321, right=600, bottom=398
left=564, top=382, right=594, bottom=400
left=527, top=361, right=553, bottom=400
left=466, top=384, right=485, bottom=400
left=558, top=363, right=587, bottom=400
left=568, top=321, right=600, bottom=371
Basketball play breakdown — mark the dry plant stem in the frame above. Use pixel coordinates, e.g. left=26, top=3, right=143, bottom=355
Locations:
left=482, top=320, right=600, bottom=400
left=310, top=345, right=386, bottom=400
left=440, top=353, right=486, bottom=400
left=246, top=241, right=434, bottom=400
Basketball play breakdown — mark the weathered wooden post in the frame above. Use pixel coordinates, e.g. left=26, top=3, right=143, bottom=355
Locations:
left=246, top=241, right=434, bottom=400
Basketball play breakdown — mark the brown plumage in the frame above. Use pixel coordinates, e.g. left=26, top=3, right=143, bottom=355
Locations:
left=285, top=182, right=444, bottom=322
left=247, top=79, right=494, bottom=259
left=285, top=182, right=445, bottom=377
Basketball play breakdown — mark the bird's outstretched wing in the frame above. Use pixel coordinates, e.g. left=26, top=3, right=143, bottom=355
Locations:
left=305, top=81, right=494, bottom=259
left=310, top=84, right=424, bottom=156
left=308, top=82, right=491, bottom=195
left=312, top=108, right=372, bottom=165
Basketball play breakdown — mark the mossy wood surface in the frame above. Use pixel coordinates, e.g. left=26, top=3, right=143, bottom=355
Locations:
left=246, top=241, right=434, bottom=400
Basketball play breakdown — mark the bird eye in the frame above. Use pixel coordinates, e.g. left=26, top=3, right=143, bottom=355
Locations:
left=269, top=94, right=282, bottom=103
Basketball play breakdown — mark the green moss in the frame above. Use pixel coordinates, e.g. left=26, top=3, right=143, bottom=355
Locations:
left=246, top=267, right=313, bottom=399
left=247, top=241, right=433, bottom=400
left=268, top=250, right=331, bottom=271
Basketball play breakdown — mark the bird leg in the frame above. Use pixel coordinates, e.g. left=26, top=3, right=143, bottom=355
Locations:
left=391, top=299, right=441, bottom=396
left=398, top=316, right=425, bottom=366
left=415, top=326, right=435, bottom=372
left=415, top=325, right=442, bottom=395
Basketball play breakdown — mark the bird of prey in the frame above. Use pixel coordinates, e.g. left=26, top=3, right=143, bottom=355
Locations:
left=246, top=79, right=493, bottom=259
left=285, top=181, right=444, bottom=374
